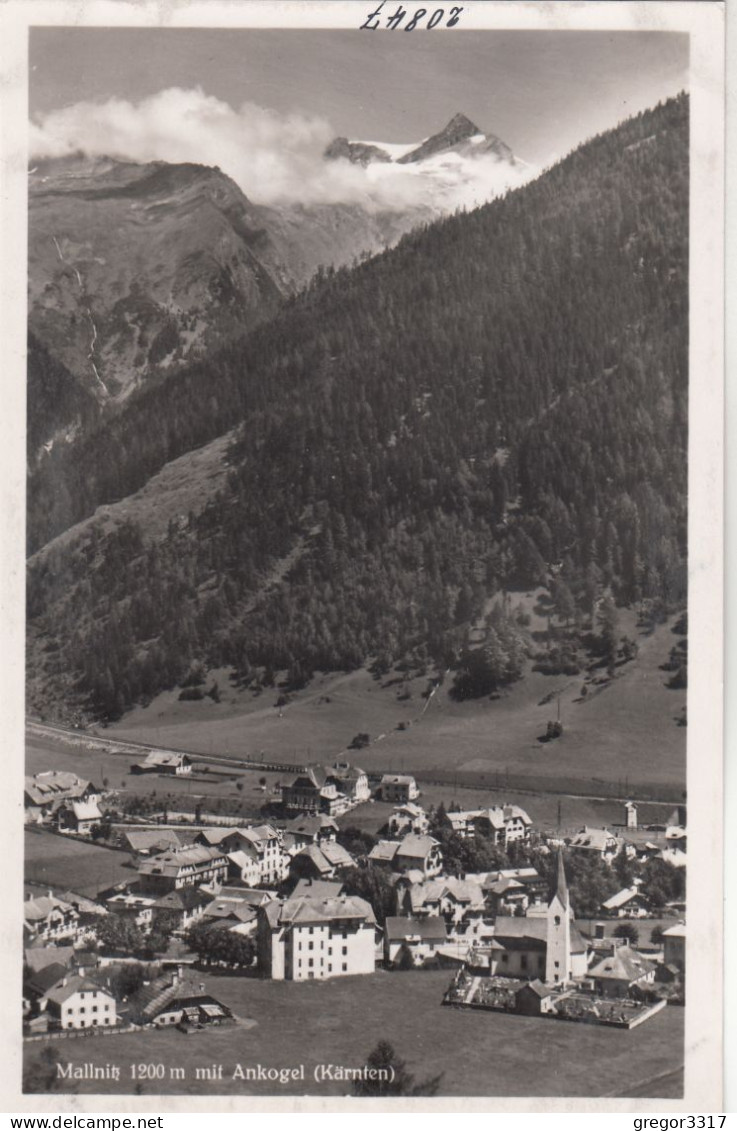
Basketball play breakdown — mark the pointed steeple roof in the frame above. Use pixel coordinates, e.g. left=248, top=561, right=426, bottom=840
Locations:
left=554, top=849, right=569, bottom=909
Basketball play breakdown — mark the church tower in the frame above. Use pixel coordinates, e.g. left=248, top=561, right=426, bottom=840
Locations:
left=545, top=850, right=572, bottom=985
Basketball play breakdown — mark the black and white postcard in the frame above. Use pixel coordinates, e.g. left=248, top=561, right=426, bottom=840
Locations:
left=0, top=0, right=725, bottom=1114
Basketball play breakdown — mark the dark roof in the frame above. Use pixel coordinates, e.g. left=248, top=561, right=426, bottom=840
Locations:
left=554, top=850, right=570, bottom=909
left=26, top=962, right=69, bottom=997
left=153, top=887, right=212, bottom=912
left=385, top=916, right=447, bottom=943
left=516, top=979, right=555, bottom=999
left=291, top=879, right=345, bottom=899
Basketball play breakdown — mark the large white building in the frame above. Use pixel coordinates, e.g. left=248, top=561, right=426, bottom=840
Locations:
left=257, top=893, right=377, bottom=981
left=44, top=975, right=117, bottom=1031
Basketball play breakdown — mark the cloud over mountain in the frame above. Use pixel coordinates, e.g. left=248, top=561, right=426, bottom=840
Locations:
left=29, top=86, right=534, bottom=212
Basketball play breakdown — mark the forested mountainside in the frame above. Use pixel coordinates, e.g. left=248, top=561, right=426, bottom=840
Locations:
left=27, top=154, right=428, bottom=459
left=27, top=95, right=688, bottom=722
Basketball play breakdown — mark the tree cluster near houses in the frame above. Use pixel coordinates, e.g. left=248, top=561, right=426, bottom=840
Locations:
left=27, top=96, right=688, bottom=724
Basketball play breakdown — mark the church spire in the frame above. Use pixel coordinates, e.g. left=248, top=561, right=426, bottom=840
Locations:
left=555, top=849, right=569, bottom=909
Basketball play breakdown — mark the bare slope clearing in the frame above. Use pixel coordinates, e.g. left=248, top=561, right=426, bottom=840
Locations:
left=28, top=432, right=234, bottom=568
left=108, top=614, right=685, bottom=796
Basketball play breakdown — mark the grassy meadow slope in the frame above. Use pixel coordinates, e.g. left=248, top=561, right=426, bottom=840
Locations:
left=107, top=604, right=685, bottom=796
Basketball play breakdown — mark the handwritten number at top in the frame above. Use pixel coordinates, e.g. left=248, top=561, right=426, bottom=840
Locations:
left=360, top=3, right=464, bottom=30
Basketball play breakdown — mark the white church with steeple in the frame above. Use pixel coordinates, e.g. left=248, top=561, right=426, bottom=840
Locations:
left=546, top=850, right=574, bottom=984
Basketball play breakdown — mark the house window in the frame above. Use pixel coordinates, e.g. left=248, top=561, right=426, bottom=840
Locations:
left=309, top=941, right=313, bottom=951
left=308, top=959, right=313, bottom=968
left=520, top=955, right=528, bottom=971
left=342, top=946, right=348, bottom=955
left=342, top=963, right=347, bottom=972
left=554, top=916, right=561, bottom=927
left=501, top=954, right=508, bottom=963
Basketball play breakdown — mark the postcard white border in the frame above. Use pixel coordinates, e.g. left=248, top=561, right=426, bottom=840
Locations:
left=0, top=0, right=725, bottom=1115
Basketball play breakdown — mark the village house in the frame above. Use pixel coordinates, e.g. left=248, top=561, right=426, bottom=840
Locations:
left=121, top=829, right=182, bottom=856
left=282, top=767, right=342, bottom=815
left=513, top=980, right=558, bottom=1016
left=23, top=892, right=81, bottom=945
left=447, top=805, right=532, bottom=847
left=288, top=841, right=355, bottom=883
left=130, top=751, right=192, bottom=776
left=221, top=825, right=288, bottom=885
left=105, top=889, right=157, bottom=930
left=281, top=815, right=339, bottom=849
left=483, top=876, right=529, bottom=917
left=126, top=969, right=232, bottom=1029
left=396, top=877, right=485, bottom=932
left=378, top=774, right=420, bottom=803
left=588, top=945, right=657, bottom=998
left=290, top=878, right=345, bottom=900
left=44, top=975, right=118, bottom=1031
left=24, top=772, right=102, bottom=825
left=661, top=922, right=685, bottom=971
left=138, top=845, right=230, bottom=895
left=481, top=867, right=548, bottom=907
left=225, top=849, right=261, bottom=888
left=369, top=833, right=443, bottom=878
left=201, top=896, right=259, bottom=936
left=56, top=798, right=103, bottom=836
left=257, top=893, right=377, bottom=981
left=567, top=826, right=623, bottom=862
left=384, top=916, right=447, bottom=967
left=151, top=887, right=212, bottom=933
left=601, top=886, right=651, bottom=919
left=281, top=763, right=368, bottom=816
left=387, top=802, right=429, bottom=837
left=328, top=761, right=371, bottom=806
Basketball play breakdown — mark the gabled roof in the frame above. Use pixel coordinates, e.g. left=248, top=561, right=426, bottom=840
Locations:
left=380, top=774, right=417, bottom=786
left=492, top=915, right=587, bottom=954
left=589, top=945, right=655, bottom=982
left=26, top=962, right=70, bottom=997
left=602, top=887, right=646, bottom=911
left=368, top=841, right=400, bottom=863
left=123, top=829, right=182, bottom=854
left=196, top=828, right=238, bottom=846
left=516, top=979, right=555, bottom=999
left=288, top=767, right=329, bottom=790
left=153, top=888, right=212, bottom=912
left=661, top=921, right=686, bottom=939
left=392, top=802, right=425, bottom=818
left=138, top=844, right=226, bottom=876
left=69, top=800, right=102, bottom=822
left=24, top=946, right=74, bottom=973
left=137, top=752, right=190, bottom=768
left=23, top=894, right=75, bottom=923
left=291, top=879, right=345, bottom=900
left=396, top=834, right=439, bottom=860
left=46, top=975, right=115, bottom=1006
left=25, top=772, right=90, bottom=805
left=385, top=916, right=447, bottom=943
left=569, top=827, right=622, bottom=851
left=203, top=900, right=258, bottom=924
left=284, top=815, right=339, bottom=838
left=227, top=850, right=260, bottom=873
left=279, top=894, right=376, bottom=927
left=320, top=841, right=354, bottom=869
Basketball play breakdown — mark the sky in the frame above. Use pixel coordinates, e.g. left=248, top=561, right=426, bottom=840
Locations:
left=28, top=28, right=688, bottom=208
